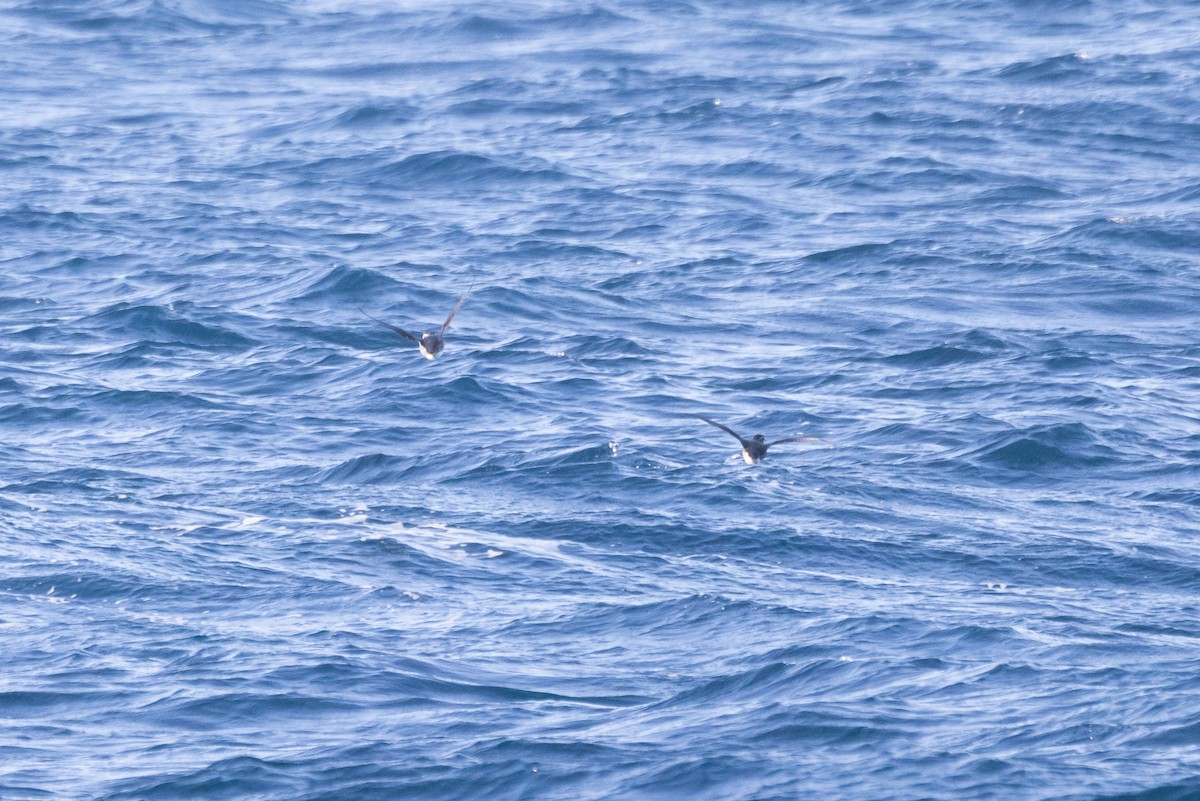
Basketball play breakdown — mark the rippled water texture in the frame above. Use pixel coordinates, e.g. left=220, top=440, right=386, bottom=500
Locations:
left=3, top=1, right=1200, bottom=799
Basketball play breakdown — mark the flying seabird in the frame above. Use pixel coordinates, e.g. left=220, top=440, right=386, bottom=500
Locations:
left=361, top=281, right=473, bottom=360
left=692, top=414, right=820, bottom=464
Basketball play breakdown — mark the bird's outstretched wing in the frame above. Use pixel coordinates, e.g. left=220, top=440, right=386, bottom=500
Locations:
left=768, top=436, right=823, bottom=448
left=359, top=308, right=417, bottom=342
left=693, top=414, right=749, bottom=446
left=441, top=279, right=475, bottom=333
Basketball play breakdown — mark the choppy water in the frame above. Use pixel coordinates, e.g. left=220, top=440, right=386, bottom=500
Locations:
left=3, top=2, right=1200, bottom=799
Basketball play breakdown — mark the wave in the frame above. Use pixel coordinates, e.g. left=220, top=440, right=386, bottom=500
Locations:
left=883, top=344, right=992, bottom=368
left=1092, top=780, right=1200, bottom=801
left=958, top=422, right=1122, bottom=473
left=994, top=53, right=1094, bottom=84
left=376, top=150, right=575, bottom=188
left=83, top=304, right=254, bottom=349
left=292, top=265, right=411, bottom=305
left=319, top=453, right=413, bottom=485
left=11, top=0, right=299, bottom=34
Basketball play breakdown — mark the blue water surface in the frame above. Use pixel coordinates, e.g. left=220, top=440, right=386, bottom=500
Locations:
left=3, top=1, right=1200, bottom=799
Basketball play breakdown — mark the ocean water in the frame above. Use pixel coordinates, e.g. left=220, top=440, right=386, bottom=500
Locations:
left=3, top=1, right=1200, bottom=799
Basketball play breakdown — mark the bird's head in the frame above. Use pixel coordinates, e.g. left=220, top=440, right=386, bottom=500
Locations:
left=752, top=434, right=766, bottom=443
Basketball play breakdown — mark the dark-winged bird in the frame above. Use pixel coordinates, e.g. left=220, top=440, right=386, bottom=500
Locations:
left=361, top=281, right=473, bottom=360
left=693, top=414, right=820, bottom=464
